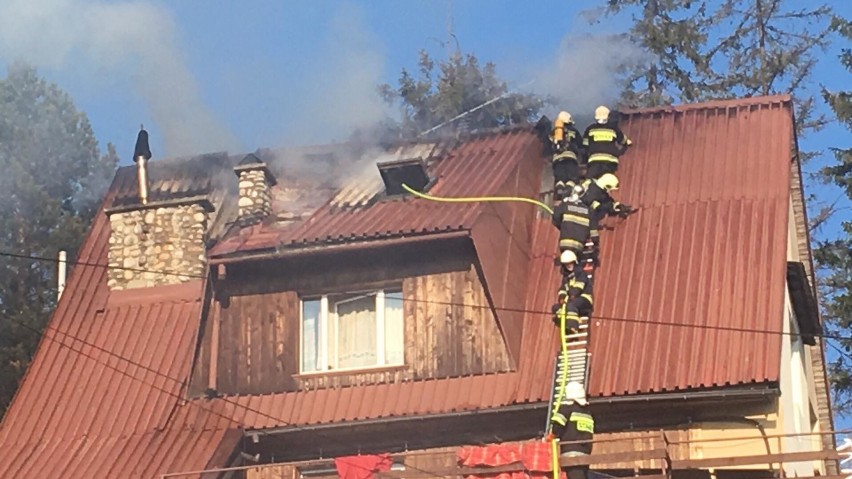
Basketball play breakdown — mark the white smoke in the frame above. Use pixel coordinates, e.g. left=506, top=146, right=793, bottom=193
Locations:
left=0, top=0, right=238, bottom=156
left=282, top=2, right=391, bottom=144
left=529, top=34, right=647, bottom=122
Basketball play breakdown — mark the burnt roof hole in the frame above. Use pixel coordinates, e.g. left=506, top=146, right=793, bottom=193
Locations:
left=377, top=157, right=431, bottom=196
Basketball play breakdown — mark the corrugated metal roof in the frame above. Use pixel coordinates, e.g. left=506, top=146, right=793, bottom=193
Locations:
left=0, top=189, right=238, bottom=477
left=210, top=127, right=543, bottom=256
left=0, top=95, right=796, bottom=474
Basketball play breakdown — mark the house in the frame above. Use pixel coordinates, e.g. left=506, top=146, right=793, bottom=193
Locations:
left=0, top=95, right=836, bottom=478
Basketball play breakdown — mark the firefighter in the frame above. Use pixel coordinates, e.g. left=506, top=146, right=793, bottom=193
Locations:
left=583, top=106, right=631, bottom=180
left=549, top=381, right=594, bottom=479
left=551, top=188, right=592, bottom=258
left=552, top=251, right=593, bottom=334
left=578, top=173, right=633, bottom=266
left=551, top=111, right=585, bottom=199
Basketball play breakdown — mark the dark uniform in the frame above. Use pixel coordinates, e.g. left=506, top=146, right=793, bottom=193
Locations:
left=577, top=179, right=630, bottom=266
left=553, top=267, right=593, bottom=333
left=583, top=120, right=629, bottom=180
left=551, top=402, right=595, bottom=479
left=552, top=198, right=591, bottom=257
left=552, top=122, right=585, bottom=198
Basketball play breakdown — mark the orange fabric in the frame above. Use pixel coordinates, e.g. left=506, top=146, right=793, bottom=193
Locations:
left=334, top=454, right=393, bottom=479
left=457, top=442, right=567, bottom=479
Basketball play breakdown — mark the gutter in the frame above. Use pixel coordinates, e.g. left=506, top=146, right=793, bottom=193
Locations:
left=246, top=384, right=780, bottom=438
left=210, top=229, right=471, bottom=265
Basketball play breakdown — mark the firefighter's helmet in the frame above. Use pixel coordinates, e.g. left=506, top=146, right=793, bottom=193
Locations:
left=557, top=111, right=573, bottom=124
left=565, top=381, right=588, bottom=406
left=596, top=173, right=619, bottom=191
left=594, top=105, right=610, bottom=124
left=560, top=250, right=578, bottom=265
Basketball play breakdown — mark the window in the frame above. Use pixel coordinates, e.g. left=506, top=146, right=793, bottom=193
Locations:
left=301, top=288, right=404, bottom=373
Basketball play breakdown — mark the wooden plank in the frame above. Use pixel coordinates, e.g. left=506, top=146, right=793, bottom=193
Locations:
left=250, top=293, right=263, bottom=392
left=671, top=449, right=841, bottom=469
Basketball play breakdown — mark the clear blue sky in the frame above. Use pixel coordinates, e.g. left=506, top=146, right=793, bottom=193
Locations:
left=1, top=0, right=851, bottom=423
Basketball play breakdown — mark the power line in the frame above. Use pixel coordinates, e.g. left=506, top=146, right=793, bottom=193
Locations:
left=3, top=312, right=471, bottom=479
left=2, top=248, right=849, bottom=342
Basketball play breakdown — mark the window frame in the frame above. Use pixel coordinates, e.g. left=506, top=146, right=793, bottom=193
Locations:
left=299, top=286, right=404, bottom=375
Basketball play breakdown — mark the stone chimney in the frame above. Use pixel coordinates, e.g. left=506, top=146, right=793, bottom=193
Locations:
left=234, top=153, right=276, bottom=225
left=105, top=129, right=213, bottom=291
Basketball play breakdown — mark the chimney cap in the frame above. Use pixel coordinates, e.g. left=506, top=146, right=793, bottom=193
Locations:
left=234, top=153, right=277, bottom=185
left=133, top=127, right=152, bottom=162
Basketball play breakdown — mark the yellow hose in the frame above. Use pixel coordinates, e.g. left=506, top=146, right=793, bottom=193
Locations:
left=552, top=437, right=560, bottom=479
left=401, top=183, right=554, bottom=215
left=552, top=302, right=570, bottom=479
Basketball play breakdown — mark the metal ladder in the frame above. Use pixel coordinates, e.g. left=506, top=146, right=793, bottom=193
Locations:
left=545, top=316, right=592, bottom=433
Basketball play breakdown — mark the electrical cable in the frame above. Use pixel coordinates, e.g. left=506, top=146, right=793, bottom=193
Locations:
left=401, top=183, right=554, bottom=215
left=0, top=249, right=848, bottom=342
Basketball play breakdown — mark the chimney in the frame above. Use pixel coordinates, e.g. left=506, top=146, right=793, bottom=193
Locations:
left=134, top=126, right=152, bottom=205
left=105, top=128, right=212, bottom=291
left=234, top=153, right=276, bottom=225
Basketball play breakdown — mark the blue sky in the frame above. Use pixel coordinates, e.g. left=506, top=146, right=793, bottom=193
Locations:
left=1, top=0, right=851, bottom=423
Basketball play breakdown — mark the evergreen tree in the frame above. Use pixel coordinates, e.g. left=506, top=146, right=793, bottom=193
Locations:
left=380, top=51, right=545, bottom=137
left=606, top=0, right=832, bottom=136
left=815, top=15, right=852, bottom=413
left=0, top=64, right=117, bottom=415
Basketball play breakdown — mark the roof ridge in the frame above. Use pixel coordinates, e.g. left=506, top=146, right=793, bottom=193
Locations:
left=622, top=94, right=792, bottom=117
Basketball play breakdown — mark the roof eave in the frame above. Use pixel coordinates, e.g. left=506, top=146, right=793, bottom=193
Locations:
left=209, top=229, right=472, bottom=265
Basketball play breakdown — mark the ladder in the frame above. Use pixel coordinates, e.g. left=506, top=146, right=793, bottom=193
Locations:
left=545, top=315, right=592, bottom=434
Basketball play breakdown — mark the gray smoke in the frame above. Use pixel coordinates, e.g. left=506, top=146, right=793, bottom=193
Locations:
left=529, top=34, right=647, bottom=123
left=0, top=0, right=238, bottom=157
left=283, top=3, right=392, bottom=145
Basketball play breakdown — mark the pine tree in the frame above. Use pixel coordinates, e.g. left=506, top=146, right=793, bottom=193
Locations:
left=380, top=51, right=544, bottom=137
left=606, top=0, right=832, bottom=137
left=0, top=64, right=117, bottom=415
left=815, top=15, right=852, bottom=413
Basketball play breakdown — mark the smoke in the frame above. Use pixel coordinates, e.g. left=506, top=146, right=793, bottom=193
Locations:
left=530, top=34, right=647, bottom=123
left=284, top=3, right=391, bottom=145
left=0, top=0, right=238, bottom=157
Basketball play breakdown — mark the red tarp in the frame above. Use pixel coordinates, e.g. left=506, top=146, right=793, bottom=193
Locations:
left=334, top=454, right=393, bottom=479
left=457, top=442, right=567, bottom=479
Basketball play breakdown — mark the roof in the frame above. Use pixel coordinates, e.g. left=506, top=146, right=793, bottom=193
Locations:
left=210, top=127, right=543, bottom=256
left=0, top=95, right=795, bottom=475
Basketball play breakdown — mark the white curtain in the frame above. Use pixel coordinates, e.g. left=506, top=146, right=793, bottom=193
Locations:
left=384, top=290, right=404, bottom=365
left=301, top=299, right=321, bottom=372
left=335, top=294, right=377, bottom=368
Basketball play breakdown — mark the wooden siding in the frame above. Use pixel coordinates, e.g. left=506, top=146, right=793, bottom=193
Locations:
left=190, top=239, right=512, bottom=396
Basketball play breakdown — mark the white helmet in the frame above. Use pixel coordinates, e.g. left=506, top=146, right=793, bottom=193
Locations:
left=594, top=105, right=610, bottom=124
left=557, top=111, right=573, bottom=124
left=560, top=250, right=578, bottom=265
left=565, top=381, right=588, bottom=406
left=596, top=173, right=619, bottom=191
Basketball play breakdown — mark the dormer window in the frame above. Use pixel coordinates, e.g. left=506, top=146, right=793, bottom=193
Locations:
left=301, top=287, right=404, bottom=373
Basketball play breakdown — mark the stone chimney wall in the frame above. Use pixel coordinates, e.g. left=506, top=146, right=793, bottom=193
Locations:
left=107, top=203, right=208, bottom=290
left=238, top=168, right=273, bottom=221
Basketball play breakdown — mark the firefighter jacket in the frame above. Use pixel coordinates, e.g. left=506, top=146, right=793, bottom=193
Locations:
left=551, top=402, right=594, bottom=454
left=552, top=123, right=584, bottom=162
left=552, top=199, right=591, bottom=253
left=579, top=180, right=623, bottom=217
left=557, top=268, right=593, bottom=306
left=583, top=121, right=628, bottom=160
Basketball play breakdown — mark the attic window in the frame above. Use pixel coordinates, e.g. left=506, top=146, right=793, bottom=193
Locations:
left=377, top=158, right=431, bottom=196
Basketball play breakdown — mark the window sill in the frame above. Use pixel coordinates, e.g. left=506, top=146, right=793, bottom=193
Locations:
left=294, top=364, right=406, bottom=379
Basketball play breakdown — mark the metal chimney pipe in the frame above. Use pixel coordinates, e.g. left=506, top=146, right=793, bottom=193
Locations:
left=133, top=126, right=152, bottom=205
left=57, top=250, right=67, bottom=301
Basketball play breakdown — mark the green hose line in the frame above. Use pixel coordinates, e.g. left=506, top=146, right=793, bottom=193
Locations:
left=401, top=183, right=554, bottom=215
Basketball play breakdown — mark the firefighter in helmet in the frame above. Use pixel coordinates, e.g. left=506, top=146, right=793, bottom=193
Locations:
left=551, top=111, right=585, bottom=200
left=583, top=106, right=632, bottom=180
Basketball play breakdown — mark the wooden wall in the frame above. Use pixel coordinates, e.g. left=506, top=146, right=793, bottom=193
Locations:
left=191, top=238, right=512, bottom=396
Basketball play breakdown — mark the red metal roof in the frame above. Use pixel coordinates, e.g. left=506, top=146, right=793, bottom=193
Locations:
left=0, top=191, right=238, bottom=477
left=0, top=95, right=795, bottom=475
left=210, top=127, right=544, bottom=256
